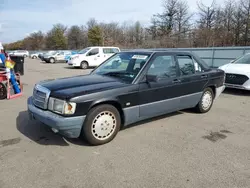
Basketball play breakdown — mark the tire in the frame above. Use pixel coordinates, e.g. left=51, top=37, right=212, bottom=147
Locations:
left=24, top=55, right=27, bottom=58
left=0, top=82, right=7, bottom=100
left=49, top=57, right=55, bottom=64
left=195, top=87, right=214, bottom=113
left=80, top=61, right=88, bottom=69
left=81, top=104, right=121, bottom=145
left=32, top=56, right=37, bottom=59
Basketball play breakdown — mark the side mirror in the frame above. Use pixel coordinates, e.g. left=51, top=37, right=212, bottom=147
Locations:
left=146, top=74, right=158, bottom=82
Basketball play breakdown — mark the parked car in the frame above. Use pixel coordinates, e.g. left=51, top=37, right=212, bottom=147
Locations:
left=10, top=50, right=29, bottom=57
left=44, top=50, right=72, bottom=63
left=27, top=50, right=225, bottom=145
left=218, top=53, right=250, bottom=90
left=30, top=51, right=42, bottom=59
left=39, top=51, right=56, bottom=61
left=65, top=51, right=79, bottom=63
left=67, top=46, right=120, bottom=69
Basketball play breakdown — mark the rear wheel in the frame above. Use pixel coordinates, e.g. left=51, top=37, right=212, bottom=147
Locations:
left=80, top=61, right=88, bottom=69
left=195, top=87, right=214, bottom=113
left=0, top=82, right=7, bottom=100
left=81, top=104, right=121, bottom=145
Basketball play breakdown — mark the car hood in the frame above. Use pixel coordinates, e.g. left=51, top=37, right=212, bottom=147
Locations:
left=219, top=63, right=250, bottom=74
left=38, top=74, right=129, bottom=99
left=71, top=54, right=85, bottom=58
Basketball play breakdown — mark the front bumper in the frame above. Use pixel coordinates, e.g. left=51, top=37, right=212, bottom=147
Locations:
left=224, top=83, right=250, bottom=90
left=27, top=97, right=86, bottom=138
left=67, top=59, right=80, bottom=67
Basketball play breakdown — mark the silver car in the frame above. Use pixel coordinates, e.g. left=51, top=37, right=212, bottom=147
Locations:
left=44, top=51, right=72, bottom=63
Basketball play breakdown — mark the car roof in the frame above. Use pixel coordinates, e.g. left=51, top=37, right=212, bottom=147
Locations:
left=121, top=49, right=194, bottom=56
left=89, top=46, right=119, bottom=48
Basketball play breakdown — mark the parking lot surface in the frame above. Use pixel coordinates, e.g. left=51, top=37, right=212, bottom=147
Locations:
left=0, top=59, right=250, bottom=188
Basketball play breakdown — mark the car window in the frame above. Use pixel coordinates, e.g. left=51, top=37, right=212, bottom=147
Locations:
left=93, top=52, right=151, bottom=83
left=111, top=48, right=119, bottom=53
left=176, top=55, right=195, bottom=75
left=103, top=48, right=112, bottom=54
left=193, top=59, right=203, bottom=72
left=147, top=55, right=177, bottom=78
left=103, top=48, right=118, bottom=54
left=233, top=53, right=250, bottom=64
left=88, top=48, right=99, bottom=56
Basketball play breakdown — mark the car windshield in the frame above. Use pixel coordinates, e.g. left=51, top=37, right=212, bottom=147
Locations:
left=233, top=54, right=250, bottom=64
left=91, top=52, right=151, bottom=83
left=51, top=51, right=59, bottom=55
left=78, top=48, right=91, bottom=54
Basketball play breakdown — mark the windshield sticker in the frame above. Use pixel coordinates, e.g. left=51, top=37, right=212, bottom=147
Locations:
left=132, top=55, right=148, bottom=60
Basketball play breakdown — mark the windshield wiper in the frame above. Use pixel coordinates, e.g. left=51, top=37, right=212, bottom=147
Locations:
left=102, top=71, right=134, bottom=78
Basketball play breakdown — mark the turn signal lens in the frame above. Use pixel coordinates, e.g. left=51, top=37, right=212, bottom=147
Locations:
left=64, top=102, right=76, bottom=114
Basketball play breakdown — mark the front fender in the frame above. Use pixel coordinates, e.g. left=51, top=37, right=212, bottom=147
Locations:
left=89, top=97, right=121, bottom=110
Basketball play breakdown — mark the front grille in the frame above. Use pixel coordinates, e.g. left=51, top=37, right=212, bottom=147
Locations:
left=32, top=85, right=50, bottom=109
left=225, top=73, right=249, bottom=85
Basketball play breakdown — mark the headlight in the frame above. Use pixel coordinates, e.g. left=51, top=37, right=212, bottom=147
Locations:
left=48, top=97, right=76, bottom=115
left=71, top=55, right=79, bottom=60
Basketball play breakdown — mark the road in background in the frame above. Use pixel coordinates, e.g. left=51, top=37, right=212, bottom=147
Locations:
left=0, top=59, right=250, bottom=188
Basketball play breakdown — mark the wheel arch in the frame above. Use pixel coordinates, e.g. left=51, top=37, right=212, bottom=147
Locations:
left=205, top=85, right=216, bottom=98
left=88, top=99, right=125, bottom=126
left=81, top=60, right=89, bottom=65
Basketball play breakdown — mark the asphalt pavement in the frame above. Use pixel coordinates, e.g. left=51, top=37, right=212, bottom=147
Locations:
left=0, top=59, right=250, bottom=188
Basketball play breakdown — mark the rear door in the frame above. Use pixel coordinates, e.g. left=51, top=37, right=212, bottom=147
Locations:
left=175, top=54, right=209, bottom=109
left=56, top=51, right=65, bottom=61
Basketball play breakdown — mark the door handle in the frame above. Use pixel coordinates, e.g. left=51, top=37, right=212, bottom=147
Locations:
left=201, top=74, right=208, bottom=78
left=172, top=79, right=181, bottom=83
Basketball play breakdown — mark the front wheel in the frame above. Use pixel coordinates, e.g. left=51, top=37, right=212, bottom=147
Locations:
left=49, top=58, right=55, bottom=64
left=0, top=82, right=7, bottom=100
left=80, top=61, right=88, bottom=69
left=81, top=104, right=121, bottom=145
left=195, top=87, right=214, bottom=113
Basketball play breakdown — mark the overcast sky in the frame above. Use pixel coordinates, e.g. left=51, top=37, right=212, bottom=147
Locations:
left=0, top=0, right=226, bottom=43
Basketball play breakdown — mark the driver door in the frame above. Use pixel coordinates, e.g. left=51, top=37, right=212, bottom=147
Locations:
left=86, top=48, right=102, bottom=66
left=56, top=52, right=65, bottom=61
left=138, top=53, right=183, bottom=118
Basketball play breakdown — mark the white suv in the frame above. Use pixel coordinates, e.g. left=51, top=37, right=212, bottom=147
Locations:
left=67, top=46, right=120, bottom=69
left=11, top=50, right=29, bottom=57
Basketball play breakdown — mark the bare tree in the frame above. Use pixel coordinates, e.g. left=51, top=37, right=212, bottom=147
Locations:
left=87, top=18, right=98, bottom=30
left=232, top=4, right=244, bottom=45
left=174, top=0, right=192, bottom=46
left=197, top=0, right=217, bottom=46
left=222, top=0, right=235, bottom=45
left=241, top=0, right=250, bottom=45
